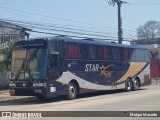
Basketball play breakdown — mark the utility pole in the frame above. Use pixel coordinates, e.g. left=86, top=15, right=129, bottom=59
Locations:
left=108, top=0, right=128, bottom=44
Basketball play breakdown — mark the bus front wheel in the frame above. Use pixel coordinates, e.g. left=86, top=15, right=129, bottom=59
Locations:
left=125, top=78, right=132, bottom=92
left=66, top=83, right=77, bottom=100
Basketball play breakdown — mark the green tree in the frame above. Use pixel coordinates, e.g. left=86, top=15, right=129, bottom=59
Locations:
left=0, top=40, right=15, bottom=73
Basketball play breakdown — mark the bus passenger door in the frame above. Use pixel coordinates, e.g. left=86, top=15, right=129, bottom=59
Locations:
left=48, top=41, right=64, bottom=79
left=49, top=53, right=59, bottom=76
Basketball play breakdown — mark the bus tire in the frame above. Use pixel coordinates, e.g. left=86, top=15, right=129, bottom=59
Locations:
left=66, top=83, right=77, bottom=100
left=125, top=78, right=132, bottom=92
left=132, top=78, right=140, bottom=91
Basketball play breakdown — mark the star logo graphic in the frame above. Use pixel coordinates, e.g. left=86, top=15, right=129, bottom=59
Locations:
left=100, top=63, right=115, bottom=77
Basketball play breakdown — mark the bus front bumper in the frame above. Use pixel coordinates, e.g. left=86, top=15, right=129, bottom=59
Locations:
left=9, top=87, right=48, bottom=97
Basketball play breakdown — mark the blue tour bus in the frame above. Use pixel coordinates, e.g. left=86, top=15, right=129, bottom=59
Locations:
left=9, top=36, right=151, bottom=100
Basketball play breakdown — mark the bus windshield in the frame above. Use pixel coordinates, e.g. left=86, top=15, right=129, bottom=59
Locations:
left=11, top=47, right=48, bottom=80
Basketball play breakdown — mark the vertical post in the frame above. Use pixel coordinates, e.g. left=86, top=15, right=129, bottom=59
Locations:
left=108, top=0, right=128, bottom=44
left=117, top=2, right=122, bottom=44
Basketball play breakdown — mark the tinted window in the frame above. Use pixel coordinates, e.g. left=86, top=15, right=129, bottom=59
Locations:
left=112, top=47, right=120, bottom=61
left=97, top=47, right=108, bottom=60
left=104, top=48, right=108, bottom=60
left=50, top=41, right=58, bottom=54
left=97, top=47, right=103, bottom=59
left=108, top=47, right=113, bottom=60
left=131, top=49, right=150, bottom=62
left=80, top=44, right=88, bottom=59
left=124, top=48, right=133, bottom=61
left=67, top=44, right=80, bottom=59
left=50, top=41, right=65, bottom=58
left=88, top=46, right=97, bottom=59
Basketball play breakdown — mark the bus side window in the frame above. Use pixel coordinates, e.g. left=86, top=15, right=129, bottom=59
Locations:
left=112, top=47, right=120, bottom=61
left=108, top=47, right=113, bottom=60
left=135, top=49, right=149, bottom=62
left=104, top=47, right=108, bottom=60
left=119, top=48, right=124, bottom=61
left=124, top=48, right=133, bottom=61
left=67, top=44, right=80, bottom=59
left=97, top=47, right=103, bottom=59
left=97, top=47, right=108, bottom=60
left=50, top=41, right=59, bottom=54
left=80, top=44, right=88, bottom=59
left=88, top=46, right=97, bottom=59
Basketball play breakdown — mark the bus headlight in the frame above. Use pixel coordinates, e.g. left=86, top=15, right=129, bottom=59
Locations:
left=33, top=83, right=46, bottom=87
left=9, top=83, right=16, bottom=87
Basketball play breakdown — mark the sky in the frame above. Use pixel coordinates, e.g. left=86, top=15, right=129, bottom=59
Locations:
left=0, top=0, right=160, bottom=44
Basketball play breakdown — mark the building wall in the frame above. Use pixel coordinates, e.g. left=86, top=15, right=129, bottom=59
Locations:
left=0, top=21, right=28, bottom=45
left=150, top=48, right=160, bottom=78
left=0, top=21, right=29, bottom=89
left=131, top=39, right=160, bottom=79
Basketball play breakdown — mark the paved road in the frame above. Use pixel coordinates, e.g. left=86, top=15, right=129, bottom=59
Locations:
left=0, top=81, right=160, bottom=120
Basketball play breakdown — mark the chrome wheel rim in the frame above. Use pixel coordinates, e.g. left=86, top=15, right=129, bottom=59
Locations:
left=68, top=86, right=76, bottom=98
left=134, top=80, right=139, bottom=89
left=127, top=81, right=131, bottom=90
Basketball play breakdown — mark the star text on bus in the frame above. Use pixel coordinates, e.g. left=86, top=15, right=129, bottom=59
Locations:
left=85, top=64, right=99, bottom=72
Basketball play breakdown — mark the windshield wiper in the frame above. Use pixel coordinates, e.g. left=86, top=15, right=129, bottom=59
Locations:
left=15, top=48, right=41, bottom=80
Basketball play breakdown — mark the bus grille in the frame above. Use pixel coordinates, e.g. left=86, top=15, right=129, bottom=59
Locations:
left=16, top=83, right=33, bottom=87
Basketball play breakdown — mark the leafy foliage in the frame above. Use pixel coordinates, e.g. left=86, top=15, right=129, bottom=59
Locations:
left=0, top=40, right=15, bottom=73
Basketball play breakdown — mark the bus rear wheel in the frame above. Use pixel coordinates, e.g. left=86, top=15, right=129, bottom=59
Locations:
left=132, top=78, right=140, bottom=91
left=125, top=78, right=132, bottom=92
left=66, top=83, right=77, bottom=100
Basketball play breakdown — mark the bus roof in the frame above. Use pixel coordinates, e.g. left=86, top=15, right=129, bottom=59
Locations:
left=17, top=36, right=148, bottom=50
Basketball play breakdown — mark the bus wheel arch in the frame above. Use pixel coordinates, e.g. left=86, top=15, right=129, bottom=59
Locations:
left=66, top=80, right=79, bottom=100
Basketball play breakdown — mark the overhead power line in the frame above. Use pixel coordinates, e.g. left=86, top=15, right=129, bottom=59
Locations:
left=0, top=18, right=135, bottom=40
left=0, top=6, right=137, bottom=33
left=0, top=6, right=118, bottom=31
left=0, top=25, right=132, bottom=42
left=0, top=18, right=117, bottom=36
